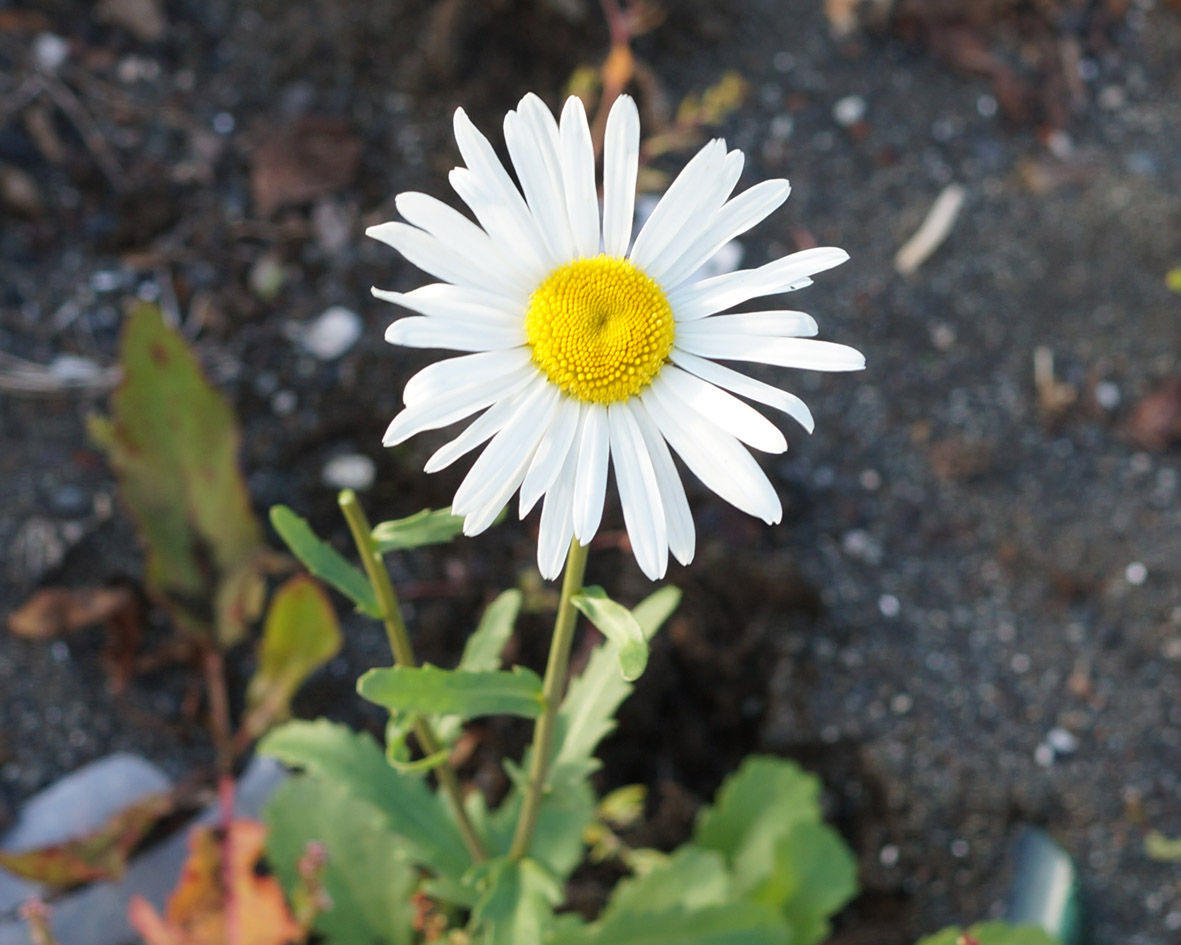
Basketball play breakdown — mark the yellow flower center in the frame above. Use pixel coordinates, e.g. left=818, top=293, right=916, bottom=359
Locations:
left=525, top=255, right=675, bottom=404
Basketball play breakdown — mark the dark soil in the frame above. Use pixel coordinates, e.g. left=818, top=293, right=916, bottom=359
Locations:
left=3, top=1, right=1181, bottom=943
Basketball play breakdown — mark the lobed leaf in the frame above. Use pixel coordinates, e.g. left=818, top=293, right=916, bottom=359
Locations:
left=358, top=665, right=544, bottom=720
left=269, top=505, right=380, bottom=618
left=242, top=575, right=343, bottom=741
left=259, top=720, right=469, bottom=884
left=572, top=586, right=647, bottom=681
left=265, top=775, right=417, bottom=945
left=602, top=847, right=732, bottom=920
left=370, top=507, right=466, bottom=553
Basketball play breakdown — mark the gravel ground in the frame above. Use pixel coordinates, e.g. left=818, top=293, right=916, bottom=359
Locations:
left=2, top=1, right=1180, bottom=942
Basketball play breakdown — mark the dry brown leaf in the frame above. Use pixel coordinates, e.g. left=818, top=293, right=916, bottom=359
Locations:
left=1122, top=377, right=1181, bottom=452
left=251, top=117, right=362, bottom=218
left=7, top=586, right=134, bottom=639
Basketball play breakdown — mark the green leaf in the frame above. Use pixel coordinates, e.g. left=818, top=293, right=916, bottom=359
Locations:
left=572, top=586, right=648, bottom=681
left=269, top=505, right=380, bottom=618
left=1146, top=830, right=1181, bottom=861
left=553, top=902, right=790, bottom=945
left=602, top=847, right=732, bottom=920
left=460, top=590, right=522, bottom=672
left=471, top=858, right=562, bottom=945
left=486, top=780, right=596, bottom=882
left=242, top=575, right=343, bottom=741
left=915, top=922, right=1062, bottom=945
left=258, top=720, right=470, bottom=884
left=265, top=775, right=417, bottom=945
left=371, top=507, right=466, bottom=553
left=750, top=821, right=858, bottom=945
left=358, top=665, right=544, bottom=720
left=89, top=303, right=265, bottom=646
left=1167, top=267, right=1181, bottom=294
left=630, top=585, right=682, bottom=639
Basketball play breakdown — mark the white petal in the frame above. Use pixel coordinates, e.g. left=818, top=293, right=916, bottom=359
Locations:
left=654, top=179, right=790, bottom=290
left=641, top=385, right=781, bottom=524
left=537, top=447, right=578, bottom=579
left=602, top=95, right=640, bottom=257
left=373, top=283, right=523, bottom=323
left=641, top=148, right=746, bottom=286
left=504, top=97, right=576, bottom=262
left=631, top=401, right=695, bottom=565
left=519, top=397, right=581, bottom=517
left=393, top=192, right=535, bottom=296
left=452, top=381, right=559, bottom=516
left=676, top=311, right=817, bottom=338
left=670, top=349, right=815, bottom=432
left=654, top=367, right=787, bottom=454
left=675, top=334, right=866, bottom=372
left=572, top=404, right=610, bottom=542
left=366, top=222, right=516, bottom=299
left=382, top=363, right=534, bottom=446
left=629, top=139, right=728, bottom=272
left=385, top=316, right=525, bottom=352
left=668, top=247, right=850, bottom=320
left=448, top=167, right=551, bottom=276
left=403, top=348, right=533, bottom=406
left=451, top=109, right=552, bottom=267
left=559, top=96, right=600, bottom=259
left=424, top=381, right=542, bottom=473
left=608, top=404, right=668, bottom=580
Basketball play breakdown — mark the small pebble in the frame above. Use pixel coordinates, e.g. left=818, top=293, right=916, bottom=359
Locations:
left=1125, top=562, right=1148, bottom=586
left=950, top=839, right=970, bottom=858
left=271, top=390, right=297, bottom=415
left=33, top=33, right=70, bottom=72
left=212, top=111, right=236, bottom=134
left=890, top=693, right=913, bottom=715
left=1047, top=727, right=1079, bottom=755
left=90, top=270, right=123, bottom=293
left=879, top=844, right=900, bottom=868
left=833, top=95, right=866, bottom=127
left=48, top=485, right=90, bottom=518
left=1011, top=653, right=1032, bottom=673
left=1034, top=742, right=1055, bottom=767
left=977, top=95, right=998, bottom=118
left=878, top=594, right=901, bottom=619
left=301, top=306, right=363, bottom=360
left=860, top=469, right=882, bottom=491
left=321, top=453, right=376, bottom=491
left=1094, top=380, right=1120, bottom=410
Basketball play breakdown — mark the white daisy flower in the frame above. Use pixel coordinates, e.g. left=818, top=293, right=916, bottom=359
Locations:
left=369, top=92, right=864, bottom=581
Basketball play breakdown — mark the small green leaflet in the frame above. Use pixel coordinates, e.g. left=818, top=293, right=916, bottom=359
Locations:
left=370, top=507, right=466, bottom=553
left=269, top=505, right=380, bottom=617
left=471, top=858, right=562, bottom=945
left=357, top=665, right=544, bottom=720
left=460, top=589, right=522, bottom=673
left=572, top=586, right=647, bottom=681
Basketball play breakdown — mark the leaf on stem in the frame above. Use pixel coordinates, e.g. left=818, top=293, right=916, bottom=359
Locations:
left=269, top=505, right=380, bottom=618
left=551, top=902, right=789, bottom=945
left=0, top=793, right=172, bottom=886
left=241, top=575, right=343, bottom=742
left=265, top=775, right=417, bottom=945
left=601, top=847, right=732, bottom=920
left=370, top=507, right=467, bottom=553
left=459, top=589, right=522, bottom=673
left=89, top=303, right=266, bottom=647
left=357, top=665, right=544, bottom=720
left=471, top=858, right=562, bottom=945
left=571, top=586, right=647, bottom=681
left=259, top=719, right=470, bottom=884
left=128, top=819, right=301, bottom=945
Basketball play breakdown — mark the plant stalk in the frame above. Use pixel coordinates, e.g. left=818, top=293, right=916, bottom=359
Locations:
left=338, top=490, right=487, bottom=864
left=509, top=539, right=590, bottom=861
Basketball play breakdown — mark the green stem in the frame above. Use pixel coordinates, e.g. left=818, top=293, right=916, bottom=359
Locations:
left=338, top=490, right=488, bottom=864
left=509, top=539, right=590, bottom=861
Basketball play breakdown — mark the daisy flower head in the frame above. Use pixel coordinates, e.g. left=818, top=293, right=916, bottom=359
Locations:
left=369, top=93, right=864, bottom=581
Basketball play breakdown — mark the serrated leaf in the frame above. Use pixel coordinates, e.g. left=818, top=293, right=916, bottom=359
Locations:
left=89, top=303, right=265, bottom=646
left=258, top=720, right=469, bottom=883
left=460, top=590, right=522, bottom=673
left=602, top=847, right=732, bottom=920
left=241, top=575, right=343, bottom=741
left=0, top=793, right=172, bottom=886
left=630, top=585, right=682, bottom=639
left=358, top=665, right=543, bottom=720
left=915, top=921, right=1062, bottom=945
left=265, top=775, right=417, bottom=945
left=269, top=505, right=379, bottom=618
left=751, top=821, right=858, bottom=945
left=371, top=507, right=466, bottom=553
left=572, top=586, right=647, bottom=680
left=471, top=858, right=561, bottom=945
left=553, top=902, right=789, bottom=945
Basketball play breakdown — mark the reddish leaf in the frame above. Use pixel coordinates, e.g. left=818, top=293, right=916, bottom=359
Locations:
left=0, top=793, right=172, bottom=887
left=129, top=820, right=302, bottom=945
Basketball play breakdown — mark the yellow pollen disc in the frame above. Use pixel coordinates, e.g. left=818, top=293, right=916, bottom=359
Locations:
left=525, top=255, right=675, bottom=404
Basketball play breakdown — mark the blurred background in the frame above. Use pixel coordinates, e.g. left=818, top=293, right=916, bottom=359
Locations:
left=1, top=0, right=1179, bottom=942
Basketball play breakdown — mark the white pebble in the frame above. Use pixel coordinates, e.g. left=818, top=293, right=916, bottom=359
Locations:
left=1094, top=380, right=1120, bottom=410
left=301, top=306, right=363, bottom=360
left=833, top=95, right=866, bottom=127
left=34, top=33, right=70, bottom=72
left=322, top=453, right=376, bottom=491
left=1034, top=742, right=1055, bottom=767
left=878, top=594, right=901, bottom=618
left=1125, top=562, right=1148, bottom=586
left=879, top=844, right=900, bottom=868
left=1046, top=727, right=1079, bottom=755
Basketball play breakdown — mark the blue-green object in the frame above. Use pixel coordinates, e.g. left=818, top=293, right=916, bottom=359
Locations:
left=1005, top=827, right=1084, bottom=945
